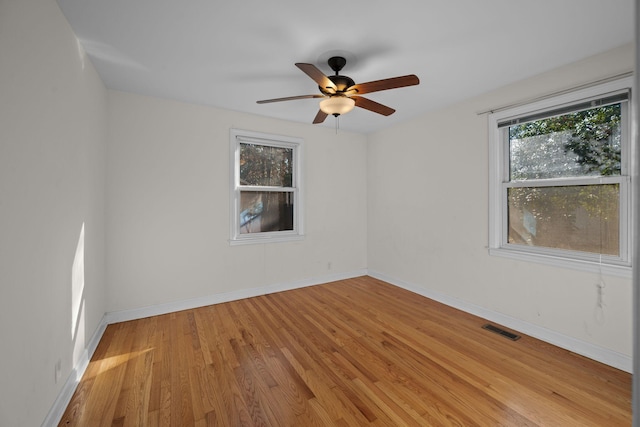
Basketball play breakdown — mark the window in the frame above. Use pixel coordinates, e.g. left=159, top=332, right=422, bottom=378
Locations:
left=488, top=78, right=632, bottom=275
left=230, top=129, right=303, bottom=244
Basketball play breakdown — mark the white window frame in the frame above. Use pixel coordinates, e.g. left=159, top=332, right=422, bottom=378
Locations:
left=229, top=129, right=304, bottom=245
left=488, top=77, right=633, bottom=277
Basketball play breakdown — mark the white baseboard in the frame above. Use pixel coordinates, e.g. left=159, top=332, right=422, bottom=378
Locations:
left=368, top=270, right=632, bottom=373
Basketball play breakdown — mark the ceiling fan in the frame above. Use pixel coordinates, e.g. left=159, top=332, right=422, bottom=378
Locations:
left=257, top=56, right=420, bottom=124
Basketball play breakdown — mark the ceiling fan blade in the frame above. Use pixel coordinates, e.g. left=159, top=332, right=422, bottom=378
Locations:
left=295, top=63, right=337, bottom=93
left=313, top=110, right=328, bottom=124
left=257, top=94, right=325, bottom=104
left=349, top=74, right=419, bottom=95
left=352, top=96, right=396, bottom=116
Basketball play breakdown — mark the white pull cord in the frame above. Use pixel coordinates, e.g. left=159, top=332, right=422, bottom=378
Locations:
left=595, top=254, right=606, bottom=325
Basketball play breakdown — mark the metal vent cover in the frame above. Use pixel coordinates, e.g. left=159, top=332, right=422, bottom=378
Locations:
left=482, top=323, right=521, bottom=341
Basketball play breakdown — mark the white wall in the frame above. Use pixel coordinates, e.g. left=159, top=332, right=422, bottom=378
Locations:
left=367, top=44, right=634, bottom=360
left=106, top=91, right=368, bottom=312
left=0, top=0, right=107, bottom=426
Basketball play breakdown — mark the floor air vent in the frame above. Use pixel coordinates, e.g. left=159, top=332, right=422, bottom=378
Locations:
left=482, top=324, right=521, bottom=341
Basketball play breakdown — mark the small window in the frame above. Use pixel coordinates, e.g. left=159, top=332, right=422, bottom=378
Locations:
left=230, top=129, right=303, bottom=244
left=488, top=78, right=632, bottom=275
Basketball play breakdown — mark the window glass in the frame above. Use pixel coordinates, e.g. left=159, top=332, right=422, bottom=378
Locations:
left=509, top=104, right=621, bottom=180
left=239, top=191, right=294, bottom=234
left=507, top=184, right=620, bottom=255
left=240, top=143, right=293, bottom=187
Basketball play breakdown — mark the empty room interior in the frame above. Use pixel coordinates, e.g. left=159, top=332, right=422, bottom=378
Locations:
left=1, top=0, right=637, bottom=426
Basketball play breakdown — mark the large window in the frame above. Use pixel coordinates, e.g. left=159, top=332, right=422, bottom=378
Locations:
left=230, top=129, right=303, bottom=244
left=488, top=78, right=632, bottom=275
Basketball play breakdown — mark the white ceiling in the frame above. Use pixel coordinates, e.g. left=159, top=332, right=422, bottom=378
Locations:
left=56, top=0, right=634, bottom=134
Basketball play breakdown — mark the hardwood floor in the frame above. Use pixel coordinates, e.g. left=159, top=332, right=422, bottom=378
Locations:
left=59, top=276, right=631, bottom=426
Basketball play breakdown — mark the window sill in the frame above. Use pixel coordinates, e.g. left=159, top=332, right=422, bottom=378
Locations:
left=488, top=247, right=632, bottom=278
left=229, top=234, right=305, bottom=246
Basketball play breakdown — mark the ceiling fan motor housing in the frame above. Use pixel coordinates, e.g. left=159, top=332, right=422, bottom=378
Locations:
left=318, top=56, right=355, bottom=95
left=319, top=75, right=355, bottom=95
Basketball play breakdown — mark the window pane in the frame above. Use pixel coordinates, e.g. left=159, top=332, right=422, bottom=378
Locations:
left=240, top=143, right=293, bottom=187
left=509, top=104, right=621, bottom=180
left=239, top=191, right=294, bottom=234
left=507, top=184, right=619, bottom=255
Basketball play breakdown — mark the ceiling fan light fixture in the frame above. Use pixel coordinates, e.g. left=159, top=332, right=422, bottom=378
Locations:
left=319, top=96, right=355, bottom=116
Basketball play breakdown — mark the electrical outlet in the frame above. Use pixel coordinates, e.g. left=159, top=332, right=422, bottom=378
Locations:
left=54, top=359, right=62, bottom=384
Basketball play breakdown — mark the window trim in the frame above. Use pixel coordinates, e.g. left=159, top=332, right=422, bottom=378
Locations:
left=229, top=129, right=304, bottom=245
left=488, top=77, right=633, bottom=277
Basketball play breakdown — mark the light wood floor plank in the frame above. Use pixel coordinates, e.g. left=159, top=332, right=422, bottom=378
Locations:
left=59, top=276, right=631, bottom=426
